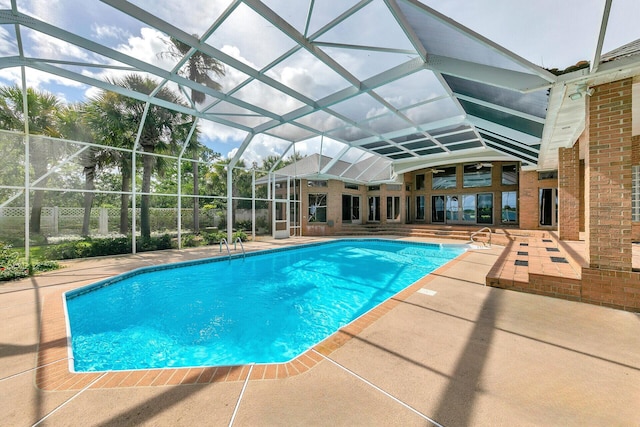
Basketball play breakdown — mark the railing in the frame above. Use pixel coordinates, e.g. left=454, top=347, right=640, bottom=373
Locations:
left=234, top=237, right=245, bottom=259
left=219, top=238, right=231, bottom=258
left=470, top=227, right=492, bottom=247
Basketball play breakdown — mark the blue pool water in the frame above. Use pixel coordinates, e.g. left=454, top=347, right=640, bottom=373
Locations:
left=65, top=239, right=465, bottom=372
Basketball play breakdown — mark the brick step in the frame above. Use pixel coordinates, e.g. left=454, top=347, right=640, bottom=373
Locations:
left=336, top=224, right=534, bottom=245
left=336, top=227, right=485, bottom=244
left=486, top=232, right=583, bottom=293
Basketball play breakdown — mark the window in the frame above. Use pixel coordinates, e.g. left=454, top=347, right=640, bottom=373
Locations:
left=386, top=196, right=400, bottom=220
left=415, top=174, right=425, bottom=190
left=477, top=193, right=493, bottom=224
left=344, top=182, right=359, bottom=190
left=539, top=188, right=557, bottom=226
left=633, top=166, right=640, bottom=222
left=368, top=196, right=381, bottom=221
left=432, top=195, right=445, bottom=222
left=501, top=164, right=518, bottom=185
left=308, top=194, right=327, bottom=222
left=416, top=195, right=425, bottom=220
left=387, top=184, right=402, bottom=191
left=463, top=164, right=492, bottom=188
left=538, top=171, right=558, bottom=180
left=342, top=195, right=360, bottom=222
left=432, top=167, right=457, bottom=190
left=307, top=180, right=327, bottom=187
left=502, top=191, right=517, bottom=223
left=368, top=185, right=380, bottom=191
left=461, top=194, right=476, bottom=221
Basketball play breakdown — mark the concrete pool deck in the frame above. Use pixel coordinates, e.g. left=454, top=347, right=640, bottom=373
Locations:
left=1, top=237, right=639, bottom=426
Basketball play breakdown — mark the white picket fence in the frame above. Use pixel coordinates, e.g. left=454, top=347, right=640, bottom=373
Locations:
left=0, top=206, right=268, bottom=238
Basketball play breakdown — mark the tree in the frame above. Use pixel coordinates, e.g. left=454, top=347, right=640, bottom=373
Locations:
left=159, top=36, right=225, bottom=104
left=0, top=85, right=63, bottom=234
left=260, top=152, right=305, bottom=173
left=160, top=36, right=225, bottom=232
left=57, top=103, right=97, bottom=236
left=204, top=159, right=252, bottom=227
left=84, top=90, right=135, bottom=235
left=85, top=76, right=190, bottom=239
left=114, top=75, right=190, bottom=240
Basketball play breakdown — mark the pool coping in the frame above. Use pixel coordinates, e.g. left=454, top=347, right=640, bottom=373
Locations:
left=36, top=245, right=472, bottom=391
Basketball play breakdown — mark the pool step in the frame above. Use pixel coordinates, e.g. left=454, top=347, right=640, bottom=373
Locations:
left=336, top=224, right=534, bottom=246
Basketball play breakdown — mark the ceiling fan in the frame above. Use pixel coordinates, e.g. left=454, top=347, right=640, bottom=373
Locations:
left=474, top=162, right=493, bottom=169
left=427, top=168, right=445, bottom=174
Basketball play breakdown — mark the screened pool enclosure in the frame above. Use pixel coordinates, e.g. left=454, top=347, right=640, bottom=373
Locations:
left=0, top=0, right=631, bottom=257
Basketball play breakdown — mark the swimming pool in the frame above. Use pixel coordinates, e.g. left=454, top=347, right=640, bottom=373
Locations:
left=65, top=239, right=466, bottom=372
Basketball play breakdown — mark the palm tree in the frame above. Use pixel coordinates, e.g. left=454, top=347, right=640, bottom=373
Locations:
left=113, top=75, right=188, bottom=240
left=0, top=85, right=63, bottom=234
left=160, top=36, right=226, bottom=232
left=57, top=103, right=97, bottom=236
left=84, top=90, right=135, bottom=235
left=85, top=76, right=189, bottom=239
left=159, top=36, right=225, bottom=104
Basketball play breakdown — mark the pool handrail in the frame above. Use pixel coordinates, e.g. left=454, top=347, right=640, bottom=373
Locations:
left=469, top=227, right=492, bottom=247
left=234, top=237, right=246, bottom=258
left=219, top=238, right=231, bottom=259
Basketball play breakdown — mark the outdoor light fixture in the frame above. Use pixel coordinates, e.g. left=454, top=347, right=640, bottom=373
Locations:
left=569, top=84, right=594, bottom=100
left=569, top=91, right=583, bottom=100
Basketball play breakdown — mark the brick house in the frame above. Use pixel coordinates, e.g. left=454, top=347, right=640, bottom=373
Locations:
left=268, top=39, right=640, bottom=311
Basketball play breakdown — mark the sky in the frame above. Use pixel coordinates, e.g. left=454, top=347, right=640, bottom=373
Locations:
left=0, top=0, right=637, bottom=167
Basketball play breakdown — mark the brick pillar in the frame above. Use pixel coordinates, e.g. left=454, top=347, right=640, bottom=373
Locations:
left=633, top=135, right=640, bottom=242
left=518, top=170, right=538, bottom=229
left=558, top=142, right=580, bottom=240
left=587, top=79, right=633, bottom=271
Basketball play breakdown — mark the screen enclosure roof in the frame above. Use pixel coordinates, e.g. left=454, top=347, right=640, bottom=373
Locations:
left=1, top=0, right=638, bottom=180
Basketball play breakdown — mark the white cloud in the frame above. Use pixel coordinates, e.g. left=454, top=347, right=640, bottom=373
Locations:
left=0, top=26, right=18, bottom=56
left=92, top=24, right=131, bottom=41
left=116, top=27, right=174, bottom=71
left=130, top=0, right=231, bottom=38
left=27, top=29, right=94, bottom=62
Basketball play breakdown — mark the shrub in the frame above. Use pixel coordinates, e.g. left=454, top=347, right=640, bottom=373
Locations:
left=0, top=241, right=59, bottom=282
left=44, top=235, right=175, bottom=260
left=202, top=231, right=226, bottom=245
left=0, top=242, right=29, bottom=280
left=182, top=234, right=201, bottom=247
left=138, top=234, right=173, bottom=252
left=233, top=230, right=248, bottom=241
left=235, top=220, right=252, bottom=231
left=256, top=216, right=268, bottom=230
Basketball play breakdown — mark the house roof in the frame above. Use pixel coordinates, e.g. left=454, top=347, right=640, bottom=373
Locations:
left=601, top=38, right=640, bottom=63
left=537, top=36, right=640, bottom=171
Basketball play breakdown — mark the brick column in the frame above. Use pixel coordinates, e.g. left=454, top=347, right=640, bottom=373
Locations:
left=518, top=170, right=538, bottom=229
left=633, top=135, right=640, bottom=241
left=586, top=79, right=633, bottom=271
left=558, top=142, right=580, bottom=240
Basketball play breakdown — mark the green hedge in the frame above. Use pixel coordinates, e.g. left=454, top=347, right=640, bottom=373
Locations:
left=182, top=230, right=248, bottom=248
left=44, top=235, right=174, bottom=260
